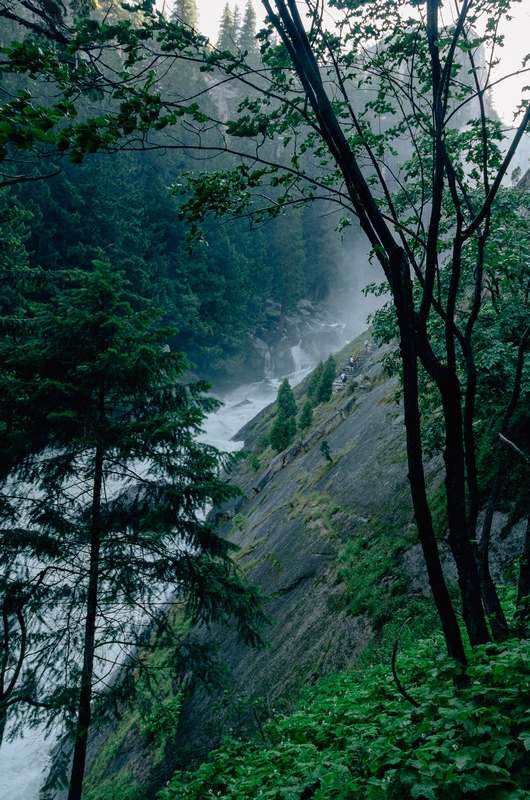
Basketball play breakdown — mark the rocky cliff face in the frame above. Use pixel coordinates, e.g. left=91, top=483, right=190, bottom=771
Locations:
left=77, top=345, right=526, bottom=798
left=247, top=298, right=347, bottom=378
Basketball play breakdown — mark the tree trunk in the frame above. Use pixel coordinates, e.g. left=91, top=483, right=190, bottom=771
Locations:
left=439, top=379, right=491, bottom=646
left=472, top=540, right=509, bottom=641
left=264, top=0, right=468, bottom=665
left=0, top=705, right=6, bottom=748
left=279, top=301, right=286, bottom=335
left=392, top=252, right=467, bottom=668
left=463, top=353, right=509, bottom=640
left=516, top=517, right=530, bottom=625
left=68, top=432, right=104, bottom=800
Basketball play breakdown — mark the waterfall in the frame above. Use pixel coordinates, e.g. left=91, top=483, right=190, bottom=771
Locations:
left=264, top=350, right=273, bottom=378
left=290, top=341, right=313, bottom=374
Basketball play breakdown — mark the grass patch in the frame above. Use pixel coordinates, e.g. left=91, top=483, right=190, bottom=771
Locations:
left=287, top=491, right=343, bottom=535
left=336, top=518, right=417, bottom=626
left=231, top=512, right=248, bottom=533
left=84, top=771, right=147, bottom=800
left=233, top=536, right=267, bottom=562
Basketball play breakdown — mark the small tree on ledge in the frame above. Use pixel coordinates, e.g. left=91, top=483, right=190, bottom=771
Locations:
left=270, top=378, right=297, bottom=452
left=298, top=401, right=313, bottom=432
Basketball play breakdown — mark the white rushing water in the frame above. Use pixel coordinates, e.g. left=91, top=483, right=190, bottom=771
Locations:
left=0, top=728, right=54, bottom=800
left=0, top=342, right=317, bottom=800
left=198, top=343, right=315, bottom=453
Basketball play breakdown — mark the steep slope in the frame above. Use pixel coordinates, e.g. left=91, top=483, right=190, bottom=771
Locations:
left=80, top=344, right=525, bottom=799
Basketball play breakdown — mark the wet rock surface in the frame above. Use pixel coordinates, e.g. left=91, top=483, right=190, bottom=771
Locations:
left=248, top=299, right=347, bottom=379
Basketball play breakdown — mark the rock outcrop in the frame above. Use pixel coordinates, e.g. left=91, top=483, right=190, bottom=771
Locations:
left=247, top=299, right=346, bottom=378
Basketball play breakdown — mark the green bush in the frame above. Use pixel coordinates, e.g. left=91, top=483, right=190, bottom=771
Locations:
left=231, top=513, right=248, bottom=533
left=160, top=637, right=530, bottom=800
left=141, top=692, right=183, bottom=744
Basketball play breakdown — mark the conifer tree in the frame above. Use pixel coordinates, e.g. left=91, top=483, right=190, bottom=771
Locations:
left=307, top=361, right=324, bottom=407
left=270, top=379, right=297, bottom=453
left=238, top=0, right=258, bottom=57
left=0, top=260, right=264, bottom=799
left=216, top=3, right=236, bottom=51
left=276, top=377, right=297, bottom=419
left=298, top=400, right=313, bottom=432
left=320, top=440, right=333, bottom=463
left=233, top=4, right=241, bottom=42
left=315, top=355, right=336, bottom=404
left=266, top=212, right=306, bottom=333
left=0, top=188, right=32, bottom=316
left=270, top=411, right=296, bottom=453
left=171, top=0, right=198, bottom=28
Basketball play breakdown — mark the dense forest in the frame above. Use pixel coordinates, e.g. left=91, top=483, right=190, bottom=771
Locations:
left=2, top=0, right=530, bottom=799
left=1, top=0, right=348, bottom=386
left=3, top=135, right=343, bottom=386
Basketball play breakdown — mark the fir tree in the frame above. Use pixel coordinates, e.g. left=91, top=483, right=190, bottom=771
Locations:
left=315, top=355, right=336, bottom=404
left=277, top=378, right=297, bottom=419
left=171, top=0, right=198, bottom=28
left=0, top=188, right=32, bottom=316
left=269, top=411, right=296, bottom=453
left=0, top=261, right=264, bottom=799
left=320, top=440, right=333, bottom=463
left=233, top=4, right=242, bottom=42
left=307, top=361, right=324, bottom=406
left=216, top=3, right=236, bottom=51
left=266, top=211, right=306, bottom=333
left=238, top=0, right=258, bottom=57
left=299, top=400, right=313, bottom=431
left=270, top=378, right=297, bottom=452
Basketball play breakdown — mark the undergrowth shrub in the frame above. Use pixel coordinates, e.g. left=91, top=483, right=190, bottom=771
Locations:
left=142, top=691, right=184, bottom=744
left=159, top=636, right=530, bottom=800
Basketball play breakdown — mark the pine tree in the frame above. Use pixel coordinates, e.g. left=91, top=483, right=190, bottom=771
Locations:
left=270, top=378, right=297, bottom=452
left=238, top=0, right=258, bottom=57
left=270, top=410, right=297, bottom=453
left=233, top=4, right=242, bottom=42
left=299, top=400, right=313, bottom=431
left=0, top=261, right=264, bottom=799
left=315, top=354, right=336, bottom=404
left=0, top=188, right=32, bottom=316
left=216, top=3, right=236, bottom=51
left=307, top=361, right=324, bottom=406
left=277, top=378, right=297, bottom=419
left=266, top=211, right=306, bottom=333
left=320, top=439, right=333, bottom=463
left=171, top=0, right=198, bottom=28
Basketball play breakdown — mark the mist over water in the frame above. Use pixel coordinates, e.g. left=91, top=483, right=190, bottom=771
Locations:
left=331, top=232, right=389, bottom=343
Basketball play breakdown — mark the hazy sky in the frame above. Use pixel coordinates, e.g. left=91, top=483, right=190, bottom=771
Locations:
left=192, top=0, right=529, bottom=123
